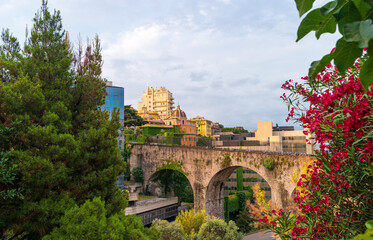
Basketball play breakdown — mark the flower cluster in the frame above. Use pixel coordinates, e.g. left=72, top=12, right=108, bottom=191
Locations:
left=280, top=58, right=373, bottom=239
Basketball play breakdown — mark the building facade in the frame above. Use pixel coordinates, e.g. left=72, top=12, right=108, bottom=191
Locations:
left=163, top=105, right=198, bottom=147
left=223, top=168, right=271, bottom=199
left=102, top=81, right=125, bottom=189
left=214, top=121, right=315, bottom=154
left=138, top=86, right=175, bottom=120
left=190, top=116, right=213, bottom=137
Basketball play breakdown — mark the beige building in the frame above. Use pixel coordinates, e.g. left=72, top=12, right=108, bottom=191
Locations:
left=215, top=121, right=315, bottom=154
left=138, top=86, right=175, bottom=120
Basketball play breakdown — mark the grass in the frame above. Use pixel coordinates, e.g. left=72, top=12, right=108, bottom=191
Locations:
left=138, top=193, right=157, bottom=201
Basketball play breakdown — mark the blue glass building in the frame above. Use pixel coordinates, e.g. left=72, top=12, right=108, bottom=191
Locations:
left=102, top=83, right=125, bottom=189
left=103, top=85, right=125, bottom=124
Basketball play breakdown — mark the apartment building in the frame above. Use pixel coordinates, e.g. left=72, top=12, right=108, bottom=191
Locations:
left=138, top=86, right=174, bottom=120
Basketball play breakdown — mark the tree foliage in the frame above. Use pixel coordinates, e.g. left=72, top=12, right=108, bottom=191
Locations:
left=221, top=127, right=248, bottom=134
left=43, top=197, right=159, bottom=240
left=0, top=121, right=22, bottom=200
left=0, top=2, right=125, bottom=238
left=294, top=0, right=373, bottom=90
left=197, top=136, right=212, bottom=148
left=197, top=218, right=242, bottom=240
left=124, top=105, right=147, bottom=127
left=176, top=209, right=208, bottom=237
left=151, top=219, right=185, bottom=240
left=152, top=169, right=194, bottom=202
left=132, top=167, right=144, bottom=183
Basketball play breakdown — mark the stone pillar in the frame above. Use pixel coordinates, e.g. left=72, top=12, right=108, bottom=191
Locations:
left=193, top=183, right=207, bottom=212
left=270, top=182, right=292, bottom=210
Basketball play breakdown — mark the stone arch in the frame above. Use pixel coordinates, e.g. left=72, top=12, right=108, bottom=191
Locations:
left=205, top=165, right=274, bottom=219
left=145, top=168, right=194, bottom=202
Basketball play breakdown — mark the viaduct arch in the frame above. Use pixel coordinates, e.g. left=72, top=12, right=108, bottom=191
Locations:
left=129, top=144, right=314, bottom=219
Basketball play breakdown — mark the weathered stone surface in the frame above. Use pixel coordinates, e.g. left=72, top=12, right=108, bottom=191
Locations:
left=129, top=144, right=314, bottom=218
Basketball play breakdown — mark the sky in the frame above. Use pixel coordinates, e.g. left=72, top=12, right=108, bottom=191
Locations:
left=0, top=0, right=339, bottom=131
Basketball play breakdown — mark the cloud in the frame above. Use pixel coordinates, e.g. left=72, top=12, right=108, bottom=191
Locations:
left=101, top=4, right=340, bottom=130
left=189, top=71, right=209, bottom=82
left=1, top=0, right=340, bottom=130
left=216, top=0, right=232, bottom=4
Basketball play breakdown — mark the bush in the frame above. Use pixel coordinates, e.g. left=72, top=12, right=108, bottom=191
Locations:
left=176, top=209, right=207, bottom=236
left=132, top=167, right=144, bottom=183
left=197, top=218, right=242, bottom=240
left=235, top=209, right=254, bottom=233
left=263, top=158, right=274, bottom=170
left=221, top=155, right=232, bottom=169
left=152, top=219, right=185, bottom=240
left=43, top=197, right=159, bottom=240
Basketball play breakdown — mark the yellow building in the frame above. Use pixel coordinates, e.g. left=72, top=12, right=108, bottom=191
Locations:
left=138, top=86, right=174, bottom=120
left=190, top=116, right=212, bottom=137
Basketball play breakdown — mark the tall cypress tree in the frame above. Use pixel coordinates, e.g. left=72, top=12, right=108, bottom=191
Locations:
left=0, top=1, right=125, bottom=239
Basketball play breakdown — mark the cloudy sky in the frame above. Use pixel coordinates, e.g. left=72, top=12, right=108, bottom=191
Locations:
left=1, top=0, right=339, bottom=130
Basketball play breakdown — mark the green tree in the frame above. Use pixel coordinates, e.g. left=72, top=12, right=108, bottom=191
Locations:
left=294, top=0, right=373, bottom=90
left=43, top=197, right=159, bottom=240
left=234, top=209, right=254, bottom=234
left=236, top=167, right=243, bottom=191
left=197, top=136, right=212, bottom=148
left=153, top=169, right=194, bottom=202
left=132, top=167, right=144, bottom=183
left=0, top=2, right=125, bottom=238
left=0, top=121, right=22, bottom=200
left=124, top=105, right=147, bottom=127
left=176, top=209, right=207, bottom=237
left=221, top=127, right=248, bottom=134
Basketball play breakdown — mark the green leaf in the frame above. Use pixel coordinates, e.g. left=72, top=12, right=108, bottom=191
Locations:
left=321, top=0, right=346, bottom=16
left=297, top=9, right=325, bottom=41
left=333, top=38, right=362, bottom=74
left=362, top=0, right=373, bottom=8
left=353, top=0, right=371, bottom=18
left=335, top=1, right=362, bottom=34
left=295, top=0, right=316, bottom=17
left=359, top=41, right=373, bottom=90
left=309, top=50, right=336, bottom=79
left=366, top=220, right=373, bottom=229
left=316, top=13, right=338, bottom=38
left=344, top=19, right=373, bottom=47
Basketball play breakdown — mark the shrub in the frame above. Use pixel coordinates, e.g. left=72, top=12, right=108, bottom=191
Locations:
left=132, top=167, right=144, bottom=183
left=221, top=155, right=232, bottom=169
left=43, top=197, right=159, bottom=240
left=263, top=158, right=274, bottom=170
left=197, top=218, right=242, bottom=240
left=152, top=219, right=185, bottom=240
left=176, top=209, right=207, bottom=236
left=235, top=209, right=254, bottom=233
left=280, top=54, right=373, bottom=238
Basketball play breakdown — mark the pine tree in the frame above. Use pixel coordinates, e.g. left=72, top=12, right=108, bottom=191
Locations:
left=0, top=1, right=125, bottom=238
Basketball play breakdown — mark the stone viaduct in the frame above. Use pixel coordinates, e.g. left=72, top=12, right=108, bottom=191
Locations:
left=129, top=144, right=314, bottom=219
